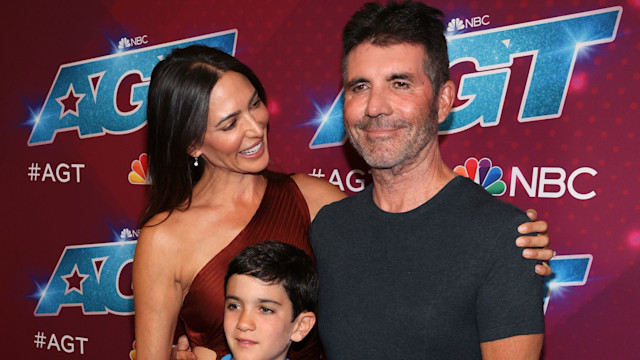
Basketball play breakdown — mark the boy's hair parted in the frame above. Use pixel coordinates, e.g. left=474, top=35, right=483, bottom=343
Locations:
left=225, top=240, right=319, bottom=321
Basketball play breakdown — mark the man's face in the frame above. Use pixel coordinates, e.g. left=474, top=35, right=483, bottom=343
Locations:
left=343, top=42, right=440, bottom=170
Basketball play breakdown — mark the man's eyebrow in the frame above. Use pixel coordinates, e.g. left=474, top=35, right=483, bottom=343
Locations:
left=345, top=77, right=368, bottom=89
left=387, top=73, right=411, bottom=81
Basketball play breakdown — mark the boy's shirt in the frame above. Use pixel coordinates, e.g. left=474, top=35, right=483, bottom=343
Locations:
left=220, top=355, right=289, bottom=360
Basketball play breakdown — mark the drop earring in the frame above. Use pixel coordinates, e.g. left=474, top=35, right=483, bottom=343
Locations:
left=193, top=156, right=199, bottom=167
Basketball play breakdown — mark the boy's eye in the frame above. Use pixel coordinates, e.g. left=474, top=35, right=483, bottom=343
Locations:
left=259, top=306, right=274, bottom=314
left=226, top=303, right=240, bottom=311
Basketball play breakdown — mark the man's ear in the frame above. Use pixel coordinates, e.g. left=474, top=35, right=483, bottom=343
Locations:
left=290, top=311, right=316, bottom=343
left=436, top=80, right=456, bottom=125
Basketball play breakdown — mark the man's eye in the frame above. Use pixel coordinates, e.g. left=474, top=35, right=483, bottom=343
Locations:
left=393, top=81, right=409, bottom=89
left=351, top=84, right=367, bottom=93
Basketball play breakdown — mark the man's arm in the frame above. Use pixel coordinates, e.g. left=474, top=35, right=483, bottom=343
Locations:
left=480, top=334, right=543, bottom=360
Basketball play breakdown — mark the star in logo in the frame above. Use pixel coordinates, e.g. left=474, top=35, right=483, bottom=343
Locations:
left=61, top=264, right=89, bottom=295
left=55, top=84, right=85, bottom=119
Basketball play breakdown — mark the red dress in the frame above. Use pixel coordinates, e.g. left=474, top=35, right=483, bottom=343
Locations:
left=178, top=173, right=323, bottom=359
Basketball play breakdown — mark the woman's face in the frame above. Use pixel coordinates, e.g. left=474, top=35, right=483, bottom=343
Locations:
left=194, top=71, right=269, bottom=174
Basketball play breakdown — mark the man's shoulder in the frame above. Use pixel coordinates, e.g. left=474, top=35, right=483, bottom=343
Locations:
left=317, top=185, right=370, bottom=213
left=453, top=177, right=524, bottom=214
left=446, top=177, right=528, bottom=232
left=311, top=186, right=371, bottom=233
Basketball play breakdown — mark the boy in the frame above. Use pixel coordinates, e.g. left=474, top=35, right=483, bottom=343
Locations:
left=221, top=240, right=318, bottom=360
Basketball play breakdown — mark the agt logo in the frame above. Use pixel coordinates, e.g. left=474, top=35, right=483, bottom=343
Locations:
left=455, top=157, right=597, bottom=200
left=27, top=30, right=238, bottom=146
left=309, top=7, right=622, bottom=148
left=446, top=15, right=491, bottom=33
left=545, top=254, right=592, bottom=313
left=34, top=240, right=137, bottom=316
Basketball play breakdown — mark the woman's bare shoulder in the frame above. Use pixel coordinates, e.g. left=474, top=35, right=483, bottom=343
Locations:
left=137, top=210, right=192, bottom=255
left=291, top=173, right=346, bottom=220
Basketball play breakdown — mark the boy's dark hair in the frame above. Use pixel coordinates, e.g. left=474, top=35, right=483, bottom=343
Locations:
left=225, top=241, right=319, bottom=321
left=341, top=0, right=450, bottom=95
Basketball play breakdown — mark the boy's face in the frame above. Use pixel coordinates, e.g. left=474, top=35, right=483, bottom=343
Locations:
left=224, top=274, right=312, bottom=360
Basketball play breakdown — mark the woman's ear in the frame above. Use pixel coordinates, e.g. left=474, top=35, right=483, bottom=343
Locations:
left=290, top=311, right=316, bottom=343
left=188, top=145, right=202, bottom=159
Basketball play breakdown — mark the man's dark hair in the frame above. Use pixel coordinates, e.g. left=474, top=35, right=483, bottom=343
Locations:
left=225, top=241, right=319, bottom=321
left=342, top=0, right=450, bottom=94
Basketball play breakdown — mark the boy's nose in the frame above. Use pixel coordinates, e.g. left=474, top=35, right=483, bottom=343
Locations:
left=236, top=310, right=255, bottom=331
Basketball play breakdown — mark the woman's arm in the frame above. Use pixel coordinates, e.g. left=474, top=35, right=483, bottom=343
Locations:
left=517, top=209, right=553, bottom=276
left=133, top=222, right=185, bottom=360
left=291, top=174, right=347, bottom=221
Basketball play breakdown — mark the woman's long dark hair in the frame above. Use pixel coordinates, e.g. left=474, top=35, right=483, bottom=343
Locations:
left=139, top=45, right=267, bottom=227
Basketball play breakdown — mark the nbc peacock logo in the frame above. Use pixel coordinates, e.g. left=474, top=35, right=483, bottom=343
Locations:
left=128, top=153, right=149, bottom=185
left=447, top=18, right=464, bottom=32
left=118, top=37, right=132, bottom=49
left=454, top=157, right=506, bottom=196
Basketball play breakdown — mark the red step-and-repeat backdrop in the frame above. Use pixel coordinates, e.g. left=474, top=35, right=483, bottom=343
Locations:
left=2, top=0, right=638, bottom=358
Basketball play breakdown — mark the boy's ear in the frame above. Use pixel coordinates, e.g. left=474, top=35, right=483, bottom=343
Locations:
left=290, top=311, right=316, bottom=343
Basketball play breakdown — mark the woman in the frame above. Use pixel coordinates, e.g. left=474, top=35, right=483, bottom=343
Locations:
left=132, top=45, right=552, bottom=360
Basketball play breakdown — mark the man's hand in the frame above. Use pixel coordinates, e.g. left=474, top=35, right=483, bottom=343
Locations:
left=517, top=209, right=554, bottom=276
left=170, top=335, right=196, bottom=360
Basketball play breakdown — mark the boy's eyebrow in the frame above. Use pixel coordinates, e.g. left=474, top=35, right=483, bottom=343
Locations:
left=224, top=295, right=283, bottom=306
left=257, top=298, right=283, bottom=306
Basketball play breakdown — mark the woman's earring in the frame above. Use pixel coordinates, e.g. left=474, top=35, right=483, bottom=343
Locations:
left=193, top=156, right=199, bottom=167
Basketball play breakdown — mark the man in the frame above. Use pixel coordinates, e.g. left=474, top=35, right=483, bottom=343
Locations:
left=309, top=1, right=545, bottom=359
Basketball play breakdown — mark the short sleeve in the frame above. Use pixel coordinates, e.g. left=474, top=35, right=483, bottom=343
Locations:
left=476, top=212, right=545, bottom=342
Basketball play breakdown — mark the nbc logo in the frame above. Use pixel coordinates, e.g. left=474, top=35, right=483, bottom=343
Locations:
left=128, top=153, right=149, bottom=185
left=446, top=15, right=491, bottom=33
left=117, top=35, right=149, bottom=50
left=118, top=37, right=133, bottom=49
left=447, top=18, right=464, bottom=32
left=454, top=157, right=506, bottom=196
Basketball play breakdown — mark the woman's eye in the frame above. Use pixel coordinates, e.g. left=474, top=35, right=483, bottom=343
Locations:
left=226, top=303, right=240, bottom=311
left=251, top=98, right=263, bottom=108
left=223, top=119, right=237, bottom=131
